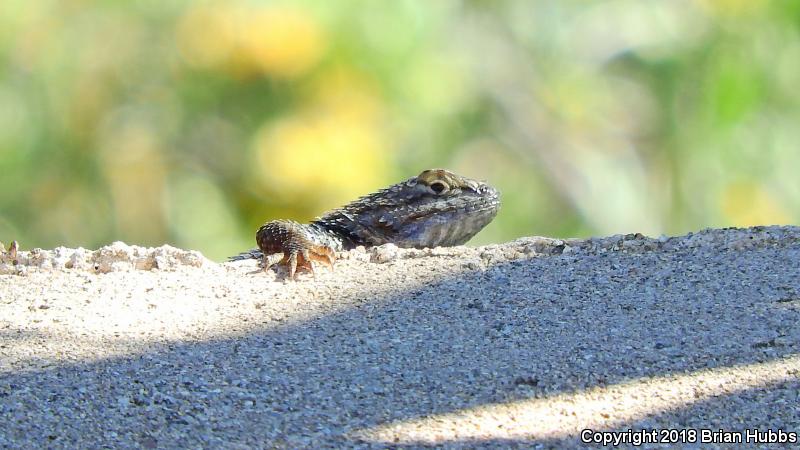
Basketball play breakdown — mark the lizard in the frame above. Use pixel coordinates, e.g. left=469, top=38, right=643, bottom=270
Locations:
left=229, top=168, right=500, bottom=279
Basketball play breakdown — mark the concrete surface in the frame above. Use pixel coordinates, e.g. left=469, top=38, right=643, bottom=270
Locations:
left=1, top=226, right=799, bottom=448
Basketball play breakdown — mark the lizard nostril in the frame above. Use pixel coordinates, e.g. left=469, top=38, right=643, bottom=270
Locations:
left=430, top=181, right=448, bottom=194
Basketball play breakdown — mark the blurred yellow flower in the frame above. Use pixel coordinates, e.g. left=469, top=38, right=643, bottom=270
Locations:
left=720, top=182, right=791, bottom=227
left=241, top=7, right=324, bottom=78
left=250, top=68, right=390, bottom=205
left=176, top=2, right=324, bottom=79
left=252, top=114, right=388, bottom=205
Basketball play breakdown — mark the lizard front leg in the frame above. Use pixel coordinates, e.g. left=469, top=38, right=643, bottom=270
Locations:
left=256, top=220, right=335, bottom=280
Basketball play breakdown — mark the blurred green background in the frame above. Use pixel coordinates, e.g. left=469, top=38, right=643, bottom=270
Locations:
left=1, top=0, right=798, bottom=260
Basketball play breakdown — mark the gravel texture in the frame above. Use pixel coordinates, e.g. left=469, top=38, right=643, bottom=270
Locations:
left=1, top=226, right=799, bottom=449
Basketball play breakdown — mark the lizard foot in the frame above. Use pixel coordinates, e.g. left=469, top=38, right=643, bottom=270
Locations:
left=1, top=240, right=18, bottom=264
left=256, top=220, right=335, bottom=280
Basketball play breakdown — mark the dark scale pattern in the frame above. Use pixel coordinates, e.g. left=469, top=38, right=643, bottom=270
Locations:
left=230, top=169, right=500, bottom=279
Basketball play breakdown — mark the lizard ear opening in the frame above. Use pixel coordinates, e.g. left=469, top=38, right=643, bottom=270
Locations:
left=429, top=181, right=449, bottom=194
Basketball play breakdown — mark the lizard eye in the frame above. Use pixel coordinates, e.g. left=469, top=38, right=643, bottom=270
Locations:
left=429, top=181, right=448, bottom=194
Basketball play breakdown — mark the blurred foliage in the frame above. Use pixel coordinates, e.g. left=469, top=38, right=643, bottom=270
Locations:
left=1, top=0, right=799, bottom=260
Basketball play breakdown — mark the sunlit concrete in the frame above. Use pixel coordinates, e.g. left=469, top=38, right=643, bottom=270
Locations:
left=357, top=355, right=800, bottom=444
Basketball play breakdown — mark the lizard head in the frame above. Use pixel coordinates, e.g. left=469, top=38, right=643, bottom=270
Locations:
left=402, top=168, right=501, bottom=245
left=321, top=168, right=500, bottom=248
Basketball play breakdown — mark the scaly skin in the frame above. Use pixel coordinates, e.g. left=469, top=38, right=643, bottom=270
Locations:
left=230, top=169, right=500, bottom=279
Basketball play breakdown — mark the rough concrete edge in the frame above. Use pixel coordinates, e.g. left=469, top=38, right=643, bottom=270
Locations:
left=1, top=225, right=798, bottom=275
left=0, top=241, right=210, bottom=275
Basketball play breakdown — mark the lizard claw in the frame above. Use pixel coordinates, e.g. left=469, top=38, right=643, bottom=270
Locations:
left=1, top=240, right=19, bottom=264
left=282, top=247, right=335, bottom=280
left=261, top=253, right=284, bottom=271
